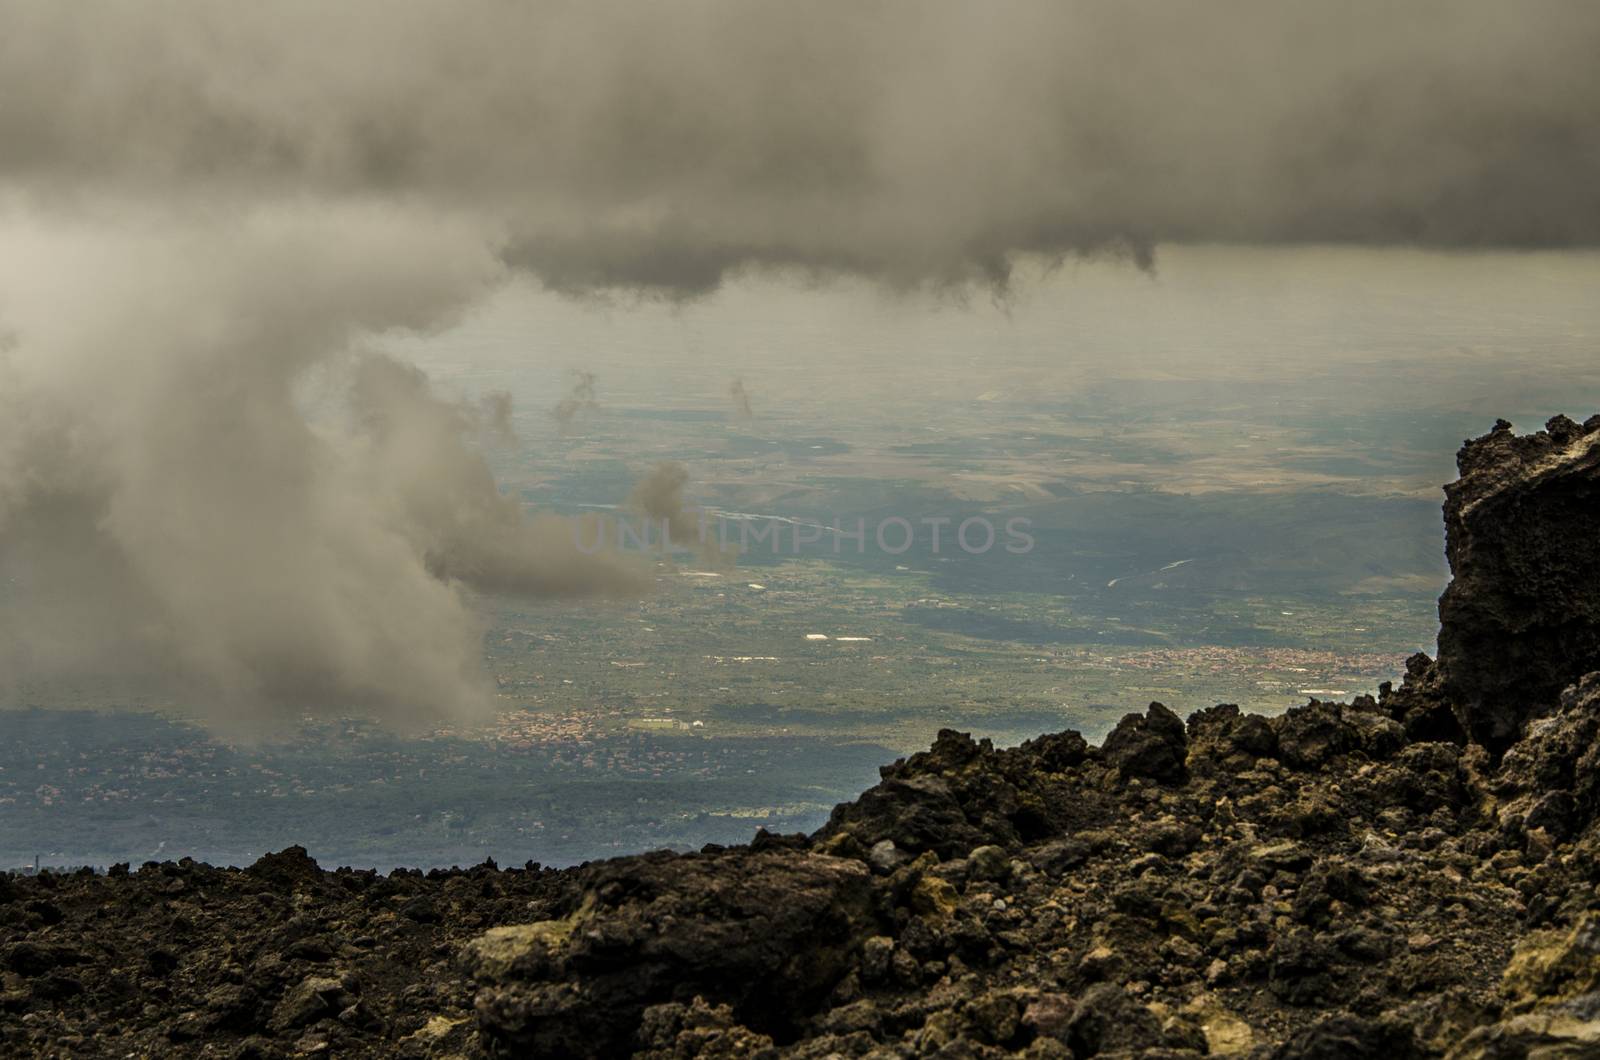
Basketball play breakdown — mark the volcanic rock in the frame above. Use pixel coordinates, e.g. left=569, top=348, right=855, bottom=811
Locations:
left=1433, top=415, right=1600, bottom=749
left=467, top=850, right=875, bottom=1057
left=1102, top=702, right=1189, bottom=782
left=7, top=419, right=1600, bottom=1057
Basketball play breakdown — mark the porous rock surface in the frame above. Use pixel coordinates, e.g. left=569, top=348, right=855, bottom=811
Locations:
left=7, top=418, right=1600, bottom=1058
left=1431, top=414, right=1600, bottom=749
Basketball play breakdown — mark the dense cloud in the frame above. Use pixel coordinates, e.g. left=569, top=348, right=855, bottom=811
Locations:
left=2, top=1, right=1597, bottom=294
left=1, top=0, right=1595, bottom=726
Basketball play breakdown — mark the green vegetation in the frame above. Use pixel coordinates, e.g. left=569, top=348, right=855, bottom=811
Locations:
left=15, top=340, right=1591, bottom=871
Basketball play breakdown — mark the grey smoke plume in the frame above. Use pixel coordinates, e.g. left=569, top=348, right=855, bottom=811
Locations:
left=628, top=462, right=737, bottom=569
left=729, top=379, right=754, bottom=421
left=1, top=1, right=1596, bottom=296
left=478, top=390, right=517, bottom=448
left=629, top=463, right=699, bottom=548
left=552, top=370, right=600, bottom=430
left=0, top=208, right=644, bottom=731
left=347, top=357, right=644, bottom=599
left=1, top=0, right=1596, bottom=726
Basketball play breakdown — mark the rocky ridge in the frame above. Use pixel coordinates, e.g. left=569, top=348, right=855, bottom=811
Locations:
left=6, top=416, right=1600, bottom=1058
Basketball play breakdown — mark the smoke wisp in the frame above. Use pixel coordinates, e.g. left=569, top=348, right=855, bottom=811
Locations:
left=729, top=378, right=754, bottom=421
left=628, top=462, right=737, bottom=569
left=552, top=370, right=600, bottom=430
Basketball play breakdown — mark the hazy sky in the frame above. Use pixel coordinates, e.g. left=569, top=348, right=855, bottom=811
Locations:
left=2, top=1, right=1597, bottom=728
left=404, top=247, right=1600, bottom=395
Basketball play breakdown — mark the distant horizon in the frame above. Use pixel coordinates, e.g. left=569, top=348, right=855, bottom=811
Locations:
left=5, top=0, right=1600, bottom=871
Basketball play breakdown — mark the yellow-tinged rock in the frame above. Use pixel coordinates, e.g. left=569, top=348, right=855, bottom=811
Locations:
left=403, top=1015, right=467, bottom=1043
left=911, top=875, right=960, bottom=919
left=1182, top=994, right=1255, bottom=1056
left=1078, top=944, right=1120, bottom=980
left=462, top=901, right=592, bottom=981
left=1500, top=915, right=1600, bottom=1012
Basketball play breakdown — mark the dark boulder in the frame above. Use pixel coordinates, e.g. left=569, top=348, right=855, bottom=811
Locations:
left=245, top=846, right=324, bottom=890
left=1275, top=701, right=1360, bottom=769
left=1059, top=982, right=1164, bottom=1056
left=1271, top=1013, right=1424, bottom=1059
left=1434, top=416, right=1600, bottom=749
left=1269, top=930, right=1341, bottom=1005
left=1102, top=702, right=1188, bottom=783
left=815, top=727, right=1106, bottom=858
left=1494, top=672, right=1600, bottom=843
left=467, top=850, right=875, bottom=1057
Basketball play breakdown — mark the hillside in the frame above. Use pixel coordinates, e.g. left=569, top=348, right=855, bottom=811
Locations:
left=6, top=416, right=1600, bottom=1058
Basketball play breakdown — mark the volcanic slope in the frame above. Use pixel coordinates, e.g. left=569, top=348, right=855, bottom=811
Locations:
left=7, top=417, right=1600, bottom=1058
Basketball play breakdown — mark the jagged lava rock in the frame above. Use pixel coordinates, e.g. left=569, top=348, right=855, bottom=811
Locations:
left=11, top=416, right=1600, bottom=1059
left=813, top=727, right=1097, bottom=859
left=468, top=849, right=874, bottom=1057
left=1101, top=702, right=1188, bottom=782
left=1434, top=415, right=1600, bottom=748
